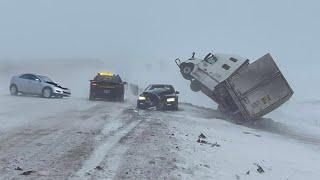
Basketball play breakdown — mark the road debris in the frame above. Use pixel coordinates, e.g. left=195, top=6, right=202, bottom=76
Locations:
left=243, top=131, right=261, bottom=137
left=14, top=167, right=23, bottom=171
left=20, top=170, right=36, bottom=176
left=254, top=163, right=265, bottom=173
left=196, top=138, right=208, bottom=144
left=211, top=142, right=221, bottom=147
left=198, top=133, right=207, bottom=139
left=235, top=174, right=240, bottom=179
left=196, top=133, right=221, bottom=147
left=95, top=166, right=104, bottom=171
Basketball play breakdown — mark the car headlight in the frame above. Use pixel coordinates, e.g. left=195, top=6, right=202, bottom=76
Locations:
left=138, top=96, right=146, bottom=100
left=54, top=87, right=62, bottom=92
left=167, top=98, right=175, bottom=102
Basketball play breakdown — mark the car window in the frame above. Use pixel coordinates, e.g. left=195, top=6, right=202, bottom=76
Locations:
left=20, top=74, right=31, bottom=80
left=20, top=74, right=39, bottom=81
left=38, top=75, right=53, bottom=82
left=29, top=75, right=39, bottom=81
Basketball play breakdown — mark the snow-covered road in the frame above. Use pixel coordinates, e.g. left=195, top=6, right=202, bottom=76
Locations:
left=1, top=91, right=320, bottom=180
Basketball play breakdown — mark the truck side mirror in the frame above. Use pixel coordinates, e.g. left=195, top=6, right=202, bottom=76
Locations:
left=123, top=82, right=128, bottom=85
left=176, top=91, right=180, bottom=94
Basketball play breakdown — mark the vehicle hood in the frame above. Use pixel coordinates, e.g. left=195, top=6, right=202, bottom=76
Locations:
left=45, top=81, right=69, bottom=90
left=141, top=90, right=176, bottom=98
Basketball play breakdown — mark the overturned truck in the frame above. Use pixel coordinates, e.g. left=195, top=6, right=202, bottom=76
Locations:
left=175, top=53, right=294, bottom=121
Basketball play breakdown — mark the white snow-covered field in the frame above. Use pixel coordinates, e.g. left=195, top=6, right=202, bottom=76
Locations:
left=167, top=104, right=320, bottom=180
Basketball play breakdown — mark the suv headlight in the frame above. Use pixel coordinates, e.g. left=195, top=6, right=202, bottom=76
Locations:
left=139, top=96, right=146, bottom=100
left=167, top=98, right=175, bottom=102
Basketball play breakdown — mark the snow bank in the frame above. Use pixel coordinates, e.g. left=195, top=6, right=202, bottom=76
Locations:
left=169, top=104, right=320, bottom=180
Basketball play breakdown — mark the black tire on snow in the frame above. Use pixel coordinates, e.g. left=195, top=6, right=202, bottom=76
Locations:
left=42, top=87, right=52, bottom=98
left=10, top=84, right=18, bottom=96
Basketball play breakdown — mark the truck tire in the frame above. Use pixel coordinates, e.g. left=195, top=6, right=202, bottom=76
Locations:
left=180, top=63, right=194, bottom=80
left=190, top=80, right=201, bottom=92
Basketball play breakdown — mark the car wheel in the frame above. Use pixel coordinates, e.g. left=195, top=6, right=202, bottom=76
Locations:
left=10, top=85, right=18, bottom=96
left=180, top=63, right=194, bottom=80
left=190, top=80, right=202, bottom=92
left=42, top=87, right=52, bottom=98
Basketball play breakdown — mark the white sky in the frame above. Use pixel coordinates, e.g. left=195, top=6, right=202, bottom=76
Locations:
left=0, top=0, right=319, bottom=103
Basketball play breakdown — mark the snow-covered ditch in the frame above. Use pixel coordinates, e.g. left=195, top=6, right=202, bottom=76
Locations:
left=167, top=104, right=320, bottom=180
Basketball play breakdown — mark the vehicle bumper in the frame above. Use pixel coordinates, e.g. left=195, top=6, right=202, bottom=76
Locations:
left=137, top=100, right=178, bottom=110
left=53, top=89, right=71, bottom=97
left=90, top=87, right=124, bottom=100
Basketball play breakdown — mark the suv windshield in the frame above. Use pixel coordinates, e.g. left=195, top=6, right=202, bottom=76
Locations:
left=145, top=85, right=175, bottom=94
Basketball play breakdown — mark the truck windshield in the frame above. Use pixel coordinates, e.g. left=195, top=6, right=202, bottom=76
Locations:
left=204, top=53, right=217, bottom=64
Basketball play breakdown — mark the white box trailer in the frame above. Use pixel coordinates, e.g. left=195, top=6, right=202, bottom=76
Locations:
left=175, top=53, right=294, bottom=121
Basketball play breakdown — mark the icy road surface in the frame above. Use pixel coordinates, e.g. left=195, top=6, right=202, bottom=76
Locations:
left=0, top=94, right=320, bottom=180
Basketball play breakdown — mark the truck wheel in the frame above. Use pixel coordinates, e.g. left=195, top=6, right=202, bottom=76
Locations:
left=180, top=63, right=194, bottom=80
left=42, top=87, right=52, bottom=98
left=10, top=85, right=18, bottom=96
left=190, top=80, right=201, bottom=92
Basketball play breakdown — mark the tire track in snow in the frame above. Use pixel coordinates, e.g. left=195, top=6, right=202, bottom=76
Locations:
left=72, top=109, right=149, bottom=179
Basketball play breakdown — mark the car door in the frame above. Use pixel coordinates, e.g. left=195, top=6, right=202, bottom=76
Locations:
left=27, top=74, right=43, bottom=95
left=17, top=74, right=31, bottom=93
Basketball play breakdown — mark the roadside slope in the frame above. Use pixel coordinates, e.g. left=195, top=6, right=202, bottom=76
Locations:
left=167, top=104, right=320, bottom=180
